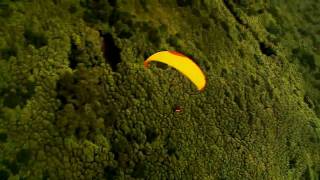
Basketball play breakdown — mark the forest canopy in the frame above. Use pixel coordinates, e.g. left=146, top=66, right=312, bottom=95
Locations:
left=0, top=0, right=320, bottom=179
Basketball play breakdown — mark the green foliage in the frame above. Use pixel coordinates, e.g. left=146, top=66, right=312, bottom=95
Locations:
left=81, top=0, right=112, bottom=23
left=24, top=29, right=47, bottom=49
left=167, top=34, right=181, bottom=48
left=0, top=0, right=319, bottom=179
left=0, top=48, right=17, bottom=60
left=147, top=27, right=162, bottom=47
left=2, top=159, right=20, bottom=175
left=0, top=3, right=13, bottom=18
left=0, top=133, right=7, bottom=143
left=16, top=149, right=32, bottom=164
left=0, top=169, right=9, bottom=180
left=292, top=48, right=316, bottom=70
left=0, top=61, right=10, bottom=93
left=176, top=0, right=193, bottom=7
left=2, top=82, right=35, bottom=108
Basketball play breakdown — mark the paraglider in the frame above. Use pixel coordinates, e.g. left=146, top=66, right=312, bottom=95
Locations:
left=144, top=51, right=206, bottom=91
left=174, top=105, right=183, bottom=113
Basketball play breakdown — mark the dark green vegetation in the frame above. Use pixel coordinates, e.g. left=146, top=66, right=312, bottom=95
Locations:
left=0, top=0, right=320, bottom=179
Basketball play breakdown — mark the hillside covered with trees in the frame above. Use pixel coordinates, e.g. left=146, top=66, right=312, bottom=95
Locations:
left=0, top=0, right=320, bottom=179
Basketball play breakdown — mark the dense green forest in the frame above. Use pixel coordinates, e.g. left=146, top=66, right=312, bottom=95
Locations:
left=0, top=0, right=320, bottom=179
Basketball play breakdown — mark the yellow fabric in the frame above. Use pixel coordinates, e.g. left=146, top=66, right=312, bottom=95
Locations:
left=144, top=51, right=206, bottom=91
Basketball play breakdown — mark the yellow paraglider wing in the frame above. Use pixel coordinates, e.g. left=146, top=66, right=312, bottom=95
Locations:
left=144, top=51, right=206, bottom=91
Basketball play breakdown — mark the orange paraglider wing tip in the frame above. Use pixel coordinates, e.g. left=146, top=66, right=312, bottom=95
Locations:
left=144, top=61, right=150, bottom=68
